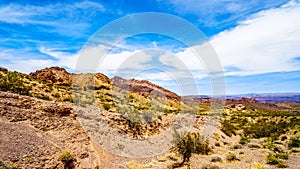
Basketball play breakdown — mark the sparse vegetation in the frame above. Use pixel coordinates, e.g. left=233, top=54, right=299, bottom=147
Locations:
left=226, top=152, right=239, bottom=161
left=1, top=66, right=300, bottom=169
left=277, top=160, right=289, bottom=168
left=172, top=131, right=211, bottom=166
left=59, top=150, right=74, bottom=166
left=126, top=160, right=144, bottom=169
left=251, top=162, right=266, bottom=169
left=220, top=120, right=236, bottom=136
left=288, top=136, right=300, bottom=147
left=266, top=153, right=280, bottom=165
left=0, top=71, right=32, bottom=96
left=239, top=134, right=250, bottom=145
left=102, top=102, right=112, bottom=111
left=0, top=159, right=14, bottom=169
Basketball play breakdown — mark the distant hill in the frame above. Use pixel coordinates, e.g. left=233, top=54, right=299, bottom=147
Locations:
left=225, top=93, right=300, bottom=104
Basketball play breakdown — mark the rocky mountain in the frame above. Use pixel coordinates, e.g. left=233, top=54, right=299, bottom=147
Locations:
left=29, top=66, right=72, bottom=86
left=112, top=76, right=180, bottom=100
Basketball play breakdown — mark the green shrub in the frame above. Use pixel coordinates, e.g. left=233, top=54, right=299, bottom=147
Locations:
left=59, top=150, right=74, bottom=165
left=102, top=103, right=112, bottom=110
left=251, top=162, right=266, bottom=169
left=126, top=160, right=144, bottom=169
left=291, top=148, right=300, bottom=153
left=173, top=131, right=211, bottom=163
left=226, top=152, right=239, bottom=161
left=277, top=151, right=289, bottom=160
left=266, top=153, right=280, bottom=165
left=35, top=94, right=51, bottom=100
left=277, top=161, right=289, bottom=168
left=63, top=96, right=73, bottom=102
left=221, top=120, right=236, bottom=136
left=0, top=71, right=31, bottom=95
left=288, top=137, right=300, bottom=147
left=239, top=134, right=250, bottom=145
left=244, top=121, right=286, bottom=139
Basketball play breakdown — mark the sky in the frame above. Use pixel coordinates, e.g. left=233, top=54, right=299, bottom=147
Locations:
left=0, top=0, right=300, bottom=95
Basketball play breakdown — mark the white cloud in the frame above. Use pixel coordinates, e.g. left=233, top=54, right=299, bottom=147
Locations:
left=2, top=59, right=54, bottom=74
left=209, top=1, right=300, bottom=75
left=3, top=0, right=300, bottom=87
left=39, top=46, right=79, bottom=70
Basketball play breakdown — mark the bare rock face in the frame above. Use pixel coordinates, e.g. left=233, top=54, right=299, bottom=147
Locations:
left=112, top=76, right=180, bottom=101
left=29, top=67, right=111, bottom=88
left=29, top=66, right=72, bottom=86
left=0, top=92, right=99, bottom=168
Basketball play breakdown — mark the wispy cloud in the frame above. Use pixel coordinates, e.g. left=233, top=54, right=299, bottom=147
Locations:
left=0, top=1, right=105, bottom=24
left=160, top=0, right=291, bottom=28
left=0, top=1, right=105, bottom=37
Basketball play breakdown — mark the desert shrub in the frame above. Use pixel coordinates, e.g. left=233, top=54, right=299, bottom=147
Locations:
left=167, top=152, right=179, bottom=161
left=291, top=148, right=300, bottom=153
left=213, top=132, right=220, bottom=141
left=0, top=159, right=14, bottom=169
left=95, top=165, right=100, bottom=169
left=201, top=163, right=220, bottom=169
left=226, top=152, right=239, bottom=161
left=239, top=134, right=250, bottom=145
left=281, top=135, right=288, bottom=141
left=59, top=150, right=74, bottom=165
left=277, top=151, right=289, bottom=160
left=126, top=160, right=144, bottom=169
left=266, top=153, right=280, bottom=165
left=52, top=92, right=61, bottom=98
left=35, top=94, right=51, bottom=100
left=211, top=156, right=222, bottom=162
left=277, top=161, right=289, bottom=168
left=0, top=71, right=31, bottom=95
left=158, top=156, right=167, bottom=162
left=102, top=103, right=112, bottom=111
left=265, top=137, right=276, bottom=150
left=251, top=162, right=266, bottom=169
left=173, top=131, right=211, bottom=163
left=220, top=120, right=236, bottom=136
left=63, top=96, right=73, bottom=102
left=244, top=121, right=286, bottom=139
left=45, top=88, right=52, bottom=92
left=0, top=67, right=8, bottom=73
left=288, top=136, right=300, bottom=147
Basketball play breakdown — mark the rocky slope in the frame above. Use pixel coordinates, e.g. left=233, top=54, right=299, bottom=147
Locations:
left=1, top=67, right=300, bottom=169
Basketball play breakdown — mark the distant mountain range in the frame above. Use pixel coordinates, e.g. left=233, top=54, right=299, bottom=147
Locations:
left=194, top=93, right=300, bottom=104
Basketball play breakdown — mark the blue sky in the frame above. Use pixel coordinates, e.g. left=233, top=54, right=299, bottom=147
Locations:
left=1, top=0, right=300, bottom=95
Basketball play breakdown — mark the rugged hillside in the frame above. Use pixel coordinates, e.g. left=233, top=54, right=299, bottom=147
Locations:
left=112, top=76, right=180, bottom=100
left=0, top=92, right=97, bottom=168
left=0, top=67, right=196, bottom=138
left=29, top=66, right=72, bottom=86
left=1, top=67, right=300, bottom=169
